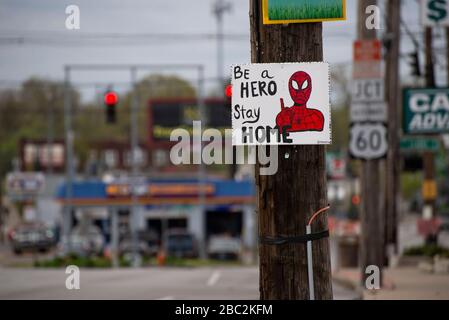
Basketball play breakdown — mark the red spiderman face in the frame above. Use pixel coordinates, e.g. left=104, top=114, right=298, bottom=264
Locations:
left=288, top=71, right=312, bottom=106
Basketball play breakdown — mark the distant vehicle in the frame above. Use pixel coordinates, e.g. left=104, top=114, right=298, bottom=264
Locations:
left=163, top=229, right=198, bottom=258
left=119, top=229, right=159, bottom=257
left=9, top=223, right=56, bottom=254
left=207, top=235, right=241, bottom=260
left=60, top=224, right=105, bottom=257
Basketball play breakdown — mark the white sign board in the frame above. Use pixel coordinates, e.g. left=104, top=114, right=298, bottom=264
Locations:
left=421, top=0, right=449, bottom=27
left=350, top=102, right=387, bottom=122
left=351, top=79, right=384, bottom=103
left=231, top=63, right=331, bottom=145
left=6, top=172, right=45, bottom=200
left=443, top=134, right=449, bottom=149
left=349, top=123, right=388, bottom=160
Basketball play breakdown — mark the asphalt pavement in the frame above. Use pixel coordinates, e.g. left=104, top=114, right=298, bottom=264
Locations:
left=0, top=267, right=359, bottom=300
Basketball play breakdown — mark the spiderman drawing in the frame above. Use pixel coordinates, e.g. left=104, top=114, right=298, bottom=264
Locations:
left=276, top=71, right=324, bottom=132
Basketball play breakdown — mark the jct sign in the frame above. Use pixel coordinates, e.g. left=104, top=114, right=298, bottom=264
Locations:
left=403, top=88, right=449, bottom=134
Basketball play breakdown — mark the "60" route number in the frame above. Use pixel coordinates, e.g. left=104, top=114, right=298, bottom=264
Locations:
left=349, top=123, right=388, bottom=160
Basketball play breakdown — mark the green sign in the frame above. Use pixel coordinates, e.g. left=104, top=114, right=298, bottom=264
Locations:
left=400, top=137, right=440, bottom=152
left=421, top=0, right=449, bottom=27
left=403, top=88, right=449, bottom=134
left=263, top=0, right=346, bottom=24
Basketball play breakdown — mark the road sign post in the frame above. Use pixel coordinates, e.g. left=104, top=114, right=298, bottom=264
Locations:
left=352, top=0, right=385, bottom=286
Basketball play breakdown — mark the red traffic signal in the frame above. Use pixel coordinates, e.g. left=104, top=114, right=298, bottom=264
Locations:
left=104, top=91, right=118, bottom=124
left=351, top=195, right=361, bottom=206
left=104, top=91, right=118, bottom=106
left=225, top=84, right=232, bottom=98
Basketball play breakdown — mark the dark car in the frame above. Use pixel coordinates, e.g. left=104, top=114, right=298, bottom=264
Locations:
left=163, top=229, right=198, bottom=258
left=9, top=223, right=56, bottom=254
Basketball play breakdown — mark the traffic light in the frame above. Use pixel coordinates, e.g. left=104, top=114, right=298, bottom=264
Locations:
left=409, top=51, right=421, bottom=77
left=225, top=84, right=232, bottom=98
left=104, top=91, right=118, bottom=124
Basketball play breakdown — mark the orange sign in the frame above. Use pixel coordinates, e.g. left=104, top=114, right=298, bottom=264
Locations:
left=422, top=180, right=437, bottom=201
left=148, top=184, right=215, bottom=197
left=106, top=183, right=215, bottom=198
left=352, top=61, right=382, bottom=79
left=353, top=40, right=382, bottom=62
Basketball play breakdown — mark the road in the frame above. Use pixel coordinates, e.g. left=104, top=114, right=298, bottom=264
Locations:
left=0, top=267, right=359, bottom=300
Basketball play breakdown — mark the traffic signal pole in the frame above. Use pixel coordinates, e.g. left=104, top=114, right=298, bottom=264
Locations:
left=62, top=64, right=205, bottom=265
left=357, top=0, right=384, bottom=286
left=250, top=0, right=332, bottom=300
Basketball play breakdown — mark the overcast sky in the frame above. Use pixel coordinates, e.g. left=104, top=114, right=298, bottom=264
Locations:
left=0, top=0, right=435, bottom=101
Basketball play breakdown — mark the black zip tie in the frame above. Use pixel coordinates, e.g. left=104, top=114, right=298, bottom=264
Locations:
left=259, top=229, right=329, bottom=245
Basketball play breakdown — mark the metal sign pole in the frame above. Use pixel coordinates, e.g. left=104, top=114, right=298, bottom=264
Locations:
left=306, top=225, right=315, bottom=300
left=130, top=67, right=140, bottom=267
left=197, top=65, right=207, bottom=259
left=63, top=66, right=73, bottom=253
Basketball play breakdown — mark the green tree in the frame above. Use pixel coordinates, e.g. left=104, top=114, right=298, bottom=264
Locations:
left=0, top=78, right=79, bottom=179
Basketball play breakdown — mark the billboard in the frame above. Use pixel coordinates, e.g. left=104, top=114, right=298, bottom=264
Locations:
left=147, top=98, right=232, bottom=146
left=403, top=88, right=449, bottom=134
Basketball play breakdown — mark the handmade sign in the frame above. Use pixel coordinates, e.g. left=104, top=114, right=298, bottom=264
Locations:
left=231, top=63, right=331, bottom=146
left=263, top=0, right=346, bottom=24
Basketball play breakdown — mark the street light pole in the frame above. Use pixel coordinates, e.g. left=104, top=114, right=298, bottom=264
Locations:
left=213, top=0, right=232, bottom=93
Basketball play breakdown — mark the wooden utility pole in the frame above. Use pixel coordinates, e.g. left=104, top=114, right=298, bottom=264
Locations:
left=423, top=27, right=436, bottom=227
left=357, top=0, right=385, bottom=285
left=447, top=27, right=449, bottom=85
left=250, top=0, right=332, bottom=300
left=385, top=0, right=401, bottom=253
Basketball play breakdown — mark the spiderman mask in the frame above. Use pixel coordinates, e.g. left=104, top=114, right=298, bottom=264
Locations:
left=276, top=71, right=324, bottom=133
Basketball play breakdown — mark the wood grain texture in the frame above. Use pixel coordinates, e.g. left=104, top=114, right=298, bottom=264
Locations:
left=250, top=0, right=332, bottom=300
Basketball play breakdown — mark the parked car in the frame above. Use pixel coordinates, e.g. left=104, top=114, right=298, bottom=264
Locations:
left=9, top=223, right=56, bottom=254
left=119, top=239, right=158, bottom=257
left=163, top=229, right=198, bottom=258
left=119, top=229, right=159, bottom=257
left=207, top=235, right=241, bottom=260
left=60, top=224, right=105, bottom=257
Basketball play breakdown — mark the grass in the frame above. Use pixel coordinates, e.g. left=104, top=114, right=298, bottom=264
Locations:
left=403, top=245, right=449, bottom=259
left=268, top=0, right=343, bottom=21
left=33, top=254, right=242, bottom=268
left=159, top=257, right=242, bottom=268
left=34, top=254, right=131, bottom=268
